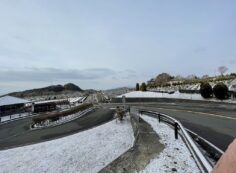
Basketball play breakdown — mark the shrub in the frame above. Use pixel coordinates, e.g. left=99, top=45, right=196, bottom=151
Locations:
left=213, top=83, right=229, bottom=100
left=179, top=89, right=199, bottom=94
left=230, top=73, right=236, bottom=77
left=33, top=103, right=93, bottom=124
left=140, top=82, right=147, bottom=91
left=200, top=82, right=213, bottom=98
left=136, top=83, right=140, bottom=91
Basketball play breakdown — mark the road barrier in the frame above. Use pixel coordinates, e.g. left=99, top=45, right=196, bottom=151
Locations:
left=131, top=108, right=213, bottom=173
left=186, top=128, right=224, bottom=164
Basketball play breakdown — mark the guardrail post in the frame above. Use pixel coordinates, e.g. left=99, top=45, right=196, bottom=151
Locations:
left=158, top=113, right=161, bottom=123
left=174, top=122, right=178, bottom=139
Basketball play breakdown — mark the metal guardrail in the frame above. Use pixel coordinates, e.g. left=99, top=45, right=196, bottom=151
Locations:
left=138, top=109, right=213, bottom=173
left=186, top=128, right=224, bottom=165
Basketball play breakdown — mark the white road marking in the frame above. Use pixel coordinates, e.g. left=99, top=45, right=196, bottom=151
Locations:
left=154, top=107, right=236, bottom=121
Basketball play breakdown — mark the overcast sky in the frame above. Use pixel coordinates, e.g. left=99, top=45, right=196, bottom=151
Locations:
left=0, top=0, right=236, bottom=94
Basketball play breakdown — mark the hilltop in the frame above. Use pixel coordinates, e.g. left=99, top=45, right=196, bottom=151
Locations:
left=8, top=83, right=84, bottom=98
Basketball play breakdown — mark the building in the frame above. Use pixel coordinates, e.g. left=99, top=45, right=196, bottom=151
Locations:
left=0, top=96, right=31, bottom=117
left=229, top=78, right=236, bottom=99
left=32, top=99, right=69, bottom=113
left=32, top=102, right=57, bottom=113
left=229, top=78, right=236, bottom=92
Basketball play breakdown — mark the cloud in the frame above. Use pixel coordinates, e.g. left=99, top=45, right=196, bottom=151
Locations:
left=0, top=68, right=117, bottom=82
left=117, top=69, right=137, bottom=79
left=0, top=67, right=138, bottom=94
left=0, top=67, right=137, bottom=83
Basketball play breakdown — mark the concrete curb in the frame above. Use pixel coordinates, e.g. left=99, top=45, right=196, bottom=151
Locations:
left=99, top=114, right=164, bottom=173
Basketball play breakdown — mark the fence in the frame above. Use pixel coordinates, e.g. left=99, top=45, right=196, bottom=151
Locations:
left=0, top=112, right=31, bottom=123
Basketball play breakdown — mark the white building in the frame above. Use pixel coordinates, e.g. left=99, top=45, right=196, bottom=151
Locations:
left=229, top=78, right=236, bottom=92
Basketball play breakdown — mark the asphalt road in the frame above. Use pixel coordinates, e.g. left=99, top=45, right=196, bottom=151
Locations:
left=1, top=101, right=235, bottom=152
left=103, top=101, right=236, bottom=151
left=0, top=108, right=115, bottom=150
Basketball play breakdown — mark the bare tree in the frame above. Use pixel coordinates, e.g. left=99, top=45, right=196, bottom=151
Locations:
left=218, top=66, right=228, bottom=76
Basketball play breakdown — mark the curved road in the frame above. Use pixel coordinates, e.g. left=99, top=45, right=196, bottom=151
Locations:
left=103, top=101, right=236, bottom=151
left=1, top=101, right=235, bottom=151
left=0, top=108, right=115, bottom=150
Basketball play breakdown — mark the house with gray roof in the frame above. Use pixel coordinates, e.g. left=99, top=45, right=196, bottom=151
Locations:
left=0, top=96, right=31, bottom=117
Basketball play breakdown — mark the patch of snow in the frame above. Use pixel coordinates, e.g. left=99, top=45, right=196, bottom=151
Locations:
left=0, top=117, right=134, bottom=173
left=0, top=96, right=30, bottom=106
left=118, top=91, right=203, bottom=100
left=0, top=113, right=30, bottom=123
left=229, top=84, right=236, bottom=92
left=118, top=91, right=236, bottom=103
left=57, top=104, right=71, bottom=110
left=0, top=116, right=10, bottom=122
left=68, top=97, right=84, bottom=104
left=11, top=114, right=20, bottom=119
left=35, top=98, right=68, bottom=104
left=20, top=113, right=29, bottom=117
left=139, top=115, right=200, bottom=173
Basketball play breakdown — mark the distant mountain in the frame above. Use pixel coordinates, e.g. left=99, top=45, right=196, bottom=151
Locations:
left=9, top=83, right=83, bottom=98
left=64, top=83, right=82, bottom=91
left=84, top=89, right=97, bottom=95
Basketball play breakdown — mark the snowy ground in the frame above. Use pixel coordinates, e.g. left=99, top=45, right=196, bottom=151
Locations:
left=68, top=97, right=85, bottom=104
left=118, top=91, right=236, bottom=103
left=118, top=91, right=203, bottom=100
left=0, top=117, right=134, bottom=173
left=140, top=115, right=200, bottom=173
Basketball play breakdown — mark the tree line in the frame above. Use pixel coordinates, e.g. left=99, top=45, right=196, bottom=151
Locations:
left=136, top=83, right=147, bottom=92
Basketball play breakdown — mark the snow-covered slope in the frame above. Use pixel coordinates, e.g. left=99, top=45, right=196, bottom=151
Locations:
left=117, top=91, right=236, bottom=103
left=118, top=91, right=203, bottom=100
left=140, top=115, right=200, bottom=173
left=0, top=117, right=134, bottom=173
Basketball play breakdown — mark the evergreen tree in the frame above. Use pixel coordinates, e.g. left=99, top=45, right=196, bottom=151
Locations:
left=140, top=82, right=147, bottom=91
left=136, top=83, right=140, bottom=91
left=213, top=83, right=229, bottom=100
left=199, top=82, right=213, bottom=98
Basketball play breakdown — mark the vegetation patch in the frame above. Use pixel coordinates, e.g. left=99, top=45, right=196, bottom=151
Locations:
left=213, top=83, right=229, bottom=100
left=200, top=82, right=213, bottom=98
left=32, top=103, right=93, bottom=126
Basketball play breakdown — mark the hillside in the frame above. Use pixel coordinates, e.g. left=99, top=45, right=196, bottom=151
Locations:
left=104, top=87, right=131, bottom=97
left=9, top=83, right=83, bottom=98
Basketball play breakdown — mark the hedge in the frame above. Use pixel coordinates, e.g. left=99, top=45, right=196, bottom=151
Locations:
left=199, top=82, right=213, bottom=98
left=213, top=83, right=229, bottom=100
left=179, top=89, right=200, bottom=94
left=33, top=103, right=93, bottom=124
